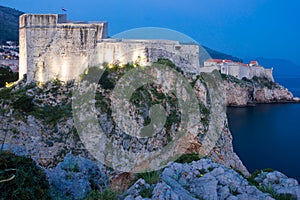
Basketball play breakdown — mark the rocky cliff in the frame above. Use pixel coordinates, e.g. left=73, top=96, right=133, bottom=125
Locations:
left=0, top=63, right=248, bottom=172
left=223, top=74, right=295, bottom=106
left=1, top=61, right=299, bottom=199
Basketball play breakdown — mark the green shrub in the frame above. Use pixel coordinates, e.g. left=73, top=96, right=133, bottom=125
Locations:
left=154, top=58, right=183, bottom=73
left=155, top=58, right=176, bottom=68
left=29, top=103, right=72, bottom=126
left=0, top=67, right=18, bottom=88
left=175, top=153, right=201, bottom=164
left=140, top=186, right=153, bottom=198
left=12, top=96, right=34, bottom=112
left=0, top=151, right=51, bottom=200
left=0, top=87, right=12, bottom=100
left=257, top=184, right=296, bottom=200
left=85, top=189, right=118, bottom=200
left=248, top=168, right=274, bottom=186
left=135, top=171, right=160, bottom=185
left=276, top=193, right=297, bottom=200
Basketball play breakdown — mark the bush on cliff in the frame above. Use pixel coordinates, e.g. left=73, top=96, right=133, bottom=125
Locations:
left=0, top=151, right=51, bottom=200
left=0, top=66, right=18, bottom=88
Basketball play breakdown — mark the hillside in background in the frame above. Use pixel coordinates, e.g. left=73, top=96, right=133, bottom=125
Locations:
left=202, top=45, right=243, bottom=63
left=0, top=5, right=23, bottom=44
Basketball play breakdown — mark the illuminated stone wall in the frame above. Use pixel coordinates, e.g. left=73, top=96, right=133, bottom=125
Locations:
left=19, top=14, right=200, bottom=83
left=19, top=14, right=108, bottom=82
left=94, top=39, right=200, bottom=74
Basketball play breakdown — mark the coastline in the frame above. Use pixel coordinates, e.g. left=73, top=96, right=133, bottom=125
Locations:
left=228, top=99, right=300, bottom=108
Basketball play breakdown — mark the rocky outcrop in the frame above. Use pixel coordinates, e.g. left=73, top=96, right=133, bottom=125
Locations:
left=123, top=158, right=300, bottom=200
left=255, top=171, right=300, bottom=199
left=46, top=153, right=108, bottom=199
left=223, top=75, right=294, bottom=106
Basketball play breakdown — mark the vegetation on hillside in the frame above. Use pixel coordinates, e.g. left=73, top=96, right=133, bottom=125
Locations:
left=0, top=5, right=23, bottom=44
left=202, top=45, right=243, bottom=62
left=0, top=66, right=18, bottom=87
left=0, top=151, right=51, bottom=200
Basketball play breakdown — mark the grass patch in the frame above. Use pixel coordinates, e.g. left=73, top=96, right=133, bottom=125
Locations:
left=154, top=58, right=183, bottom=73
left=175, top=153, right=201, bottom=164
left=30, top=103, right=72, bottom=125
left=135, top=171, right=160, bottom=185
left=248, top=168, right=274, bottom=186
left=85, top=189, right=118, bottom=200
left=257, top=184, right=296, bottom=200
left=140, top=186, right=153, bottom=198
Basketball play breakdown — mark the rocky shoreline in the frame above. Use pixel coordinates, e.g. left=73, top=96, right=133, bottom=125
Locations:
left=222, top=74, right=297, bottom=106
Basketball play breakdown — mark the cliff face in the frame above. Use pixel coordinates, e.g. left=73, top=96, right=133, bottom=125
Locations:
left=223, top=75, right=294, bottom=106
left=0, top=62, right=248, bottom=176
left=2, top=64, right=300, bottom=199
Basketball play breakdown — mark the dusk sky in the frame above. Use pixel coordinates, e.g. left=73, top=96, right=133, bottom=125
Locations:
left=2, top=0, right=300, bottom=65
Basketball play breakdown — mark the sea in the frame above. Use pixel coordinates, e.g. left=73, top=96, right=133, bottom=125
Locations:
left=227, top=77, right=300, bottom=181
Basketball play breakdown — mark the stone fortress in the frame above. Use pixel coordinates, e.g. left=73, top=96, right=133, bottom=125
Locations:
left=19, top=14, right=274, bottom=82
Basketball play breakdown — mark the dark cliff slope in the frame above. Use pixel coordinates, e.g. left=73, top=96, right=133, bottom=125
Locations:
left=0, top=5, right=23, bottom=44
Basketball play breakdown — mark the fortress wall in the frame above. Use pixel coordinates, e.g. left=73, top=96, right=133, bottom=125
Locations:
left=264, top=68, right=274, bottom=82
left=238, top=66, right=250, bottom=79
left=249, top=66, right=264, bottom=79
left=249, top=66, right=274, bottom=81
left=94, top=39, right=200, bottom=74
left=200, top=66, right=219, bottom=73
left=19, top=20, right=27, bottom=79
left=219, top=65, right=249, bottom=79
left=19, top=14, right=108, bottom=82
left=19, top=14, right=275, bottom=83
left=20, top=14, right=201, bottom=82
left=20, top=14, right=59, bottom=28
left=227, top=66, right=240, bottom=78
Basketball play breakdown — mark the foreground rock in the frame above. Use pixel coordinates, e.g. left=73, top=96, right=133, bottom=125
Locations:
left=46, top=153, right=109, bottom=199
left=255, top=171, right=300, bottom=199
left=123, top=159, right=300, bottom=200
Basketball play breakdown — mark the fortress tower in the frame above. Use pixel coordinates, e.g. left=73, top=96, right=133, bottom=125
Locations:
left=19, top=14, right=200, bottom=82
left=19, top=14, right=108, bottom=82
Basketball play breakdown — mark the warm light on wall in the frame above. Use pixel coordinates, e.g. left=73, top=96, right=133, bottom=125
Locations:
left=131, top=49, right=147, bottom=66
left=61, top=61, right=68, bottom=81
left=108, top=63, right=114, bottom=69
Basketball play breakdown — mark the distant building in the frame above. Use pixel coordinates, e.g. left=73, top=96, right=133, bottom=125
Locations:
left=0, top=40, right=19, bottom=72
left=202, top=59, right=274, bottom=81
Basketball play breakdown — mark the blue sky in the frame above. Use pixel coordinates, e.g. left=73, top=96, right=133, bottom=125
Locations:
left=1, top=0, right=300, bottom=65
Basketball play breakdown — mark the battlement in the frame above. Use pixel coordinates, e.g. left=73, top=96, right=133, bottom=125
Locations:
left=20, top=14, right=70, bottom=28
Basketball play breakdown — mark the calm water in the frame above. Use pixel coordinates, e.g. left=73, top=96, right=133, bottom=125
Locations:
left=227, top=78, right=300, bottom=181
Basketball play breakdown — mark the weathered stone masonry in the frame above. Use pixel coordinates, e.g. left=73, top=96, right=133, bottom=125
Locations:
left=19, top=14, right=200, bottom=82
